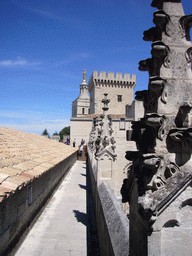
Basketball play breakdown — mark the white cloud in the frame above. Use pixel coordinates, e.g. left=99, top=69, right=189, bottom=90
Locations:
left=0, top=57, right=41, bottom=67
left=0, top=112, right=28, bottom=119
left=1, top=120, right=70, bottom=136
left=0, top=111, right=70, bottom=135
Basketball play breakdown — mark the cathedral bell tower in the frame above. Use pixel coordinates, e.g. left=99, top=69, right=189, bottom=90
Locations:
left=72, top=69, right=90, bottom=117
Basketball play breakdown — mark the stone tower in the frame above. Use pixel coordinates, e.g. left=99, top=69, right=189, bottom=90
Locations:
left=72, top=69, right=90, bottom=117
left=88, top=71, right=136, bottom=115
left=121, top=0, right=192, bottom=255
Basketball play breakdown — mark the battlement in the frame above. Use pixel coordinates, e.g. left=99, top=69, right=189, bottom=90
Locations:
left=88, top=71, right=136, bottom=85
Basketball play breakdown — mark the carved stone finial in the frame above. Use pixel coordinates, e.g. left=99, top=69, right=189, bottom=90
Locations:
left=95, top=94, right=116, bottom=161
left=151, top=0, right=181, bottom=9
left=102, top=93, right=110, bottom=112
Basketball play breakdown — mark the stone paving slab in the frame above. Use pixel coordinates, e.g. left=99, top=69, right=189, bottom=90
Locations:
left=14, top=161, right=87, bottom=256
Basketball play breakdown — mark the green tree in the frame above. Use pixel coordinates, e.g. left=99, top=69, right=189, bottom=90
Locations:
left=59, top=126, right=70, bottom=140
left=42, top=129, right=50, bottom=138
left=53, top=131, right=59, bottom=135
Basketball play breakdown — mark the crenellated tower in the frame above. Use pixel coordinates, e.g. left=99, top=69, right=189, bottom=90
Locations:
left=88, top=71, right=136, bottom=115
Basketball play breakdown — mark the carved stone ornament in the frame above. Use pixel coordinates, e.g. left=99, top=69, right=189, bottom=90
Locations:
left=153, top=10, right=170, bottom=36
left=138, top=58, right=153, bottom=76
left=180, top=14, right=192, bottom=41
left=143, top=27, right=160, bottom=42
left=149, top=76, right=167, bottom=103
left=150, top=41, right=170, bottom=76
left=121, top=0, right=192, bottom=231
left=144, top=113, right=166, bottom=140
left=167, top=127, right=192, bottom=154
left=88, top=117, right=99, bottom=152
left=151, top=41, right=169, bottom=60
left=94, top=94, right=117, bottom=161
left=185, top=47, right=192, bottom=69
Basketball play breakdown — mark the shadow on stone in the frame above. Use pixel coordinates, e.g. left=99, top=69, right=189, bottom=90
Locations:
left=73, top=210, right=88, bottom=226
left=86, top=162, right=101, bottom=255
left=79, top=184, right=87, bottom=190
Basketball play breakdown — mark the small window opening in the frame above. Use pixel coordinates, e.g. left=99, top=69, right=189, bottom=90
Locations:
left=119, top=118, right=125, bottom=130
left=117, top=95, right=122, bottom=102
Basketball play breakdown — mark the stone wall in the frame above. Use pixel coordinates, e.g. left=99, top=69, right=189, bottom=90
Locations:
left=126, top=100, right=145, bottom=121
left=87, top=149, right=129, bottom=256
left=0, top=152, right=77, bottom=256
left=70, top=117, right=93, bottom=147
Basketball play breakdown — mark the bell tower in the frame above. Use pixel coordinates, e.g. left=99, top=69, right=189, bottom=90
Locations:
left=72, top=69, right=90, bottom=117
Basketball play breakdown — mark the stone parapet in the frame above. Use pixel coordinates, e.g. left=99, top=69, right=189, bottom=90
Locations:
left=87, top=150, right=129, bottom=256
left=0, top=127, right=78, bottom=255
left=88, top=71, right=136, bottom=90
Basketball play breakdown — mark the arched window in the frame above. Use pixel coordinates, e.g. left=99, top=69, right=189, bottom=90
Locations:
left=82, top=108, right=85, bottom=114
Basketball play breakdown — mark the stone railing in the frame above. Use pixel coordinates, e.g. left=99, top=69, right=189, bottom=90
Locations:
left=87, top=147, right=129, bottom=256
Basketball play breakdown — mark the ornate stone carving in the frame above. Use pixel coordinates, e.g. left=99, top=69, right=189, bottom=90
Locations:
left=143, top=27, right=160, bottom=42
left=145, top=113, right=166, bottom=140
left=95, top=94, right=117, bottom=161
left=175, top=102, right=192, bottom=127
left=180, top=14, right=192, bottom=41
left=138, top=58, right=153, bottom=76
left=149, top=76, right=167, bottom=104
left=121, top=0, right=192, bottom=227
left=185, top=47, right=192, bottom=69
left=153, top=10, right=170, bottom=36
left=151, top=41, right=170, bottom=75
left=88, top=117, right=99, bottom=152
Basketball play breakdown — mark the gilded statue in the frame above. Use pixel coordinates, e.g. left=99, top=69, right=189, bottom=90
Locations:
left=82, top=69, right=86, bottom=83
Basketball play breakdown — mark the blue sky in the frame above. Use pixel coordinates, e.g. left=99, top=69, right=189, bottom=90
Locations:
left=1, top=0, right=192, bottom=135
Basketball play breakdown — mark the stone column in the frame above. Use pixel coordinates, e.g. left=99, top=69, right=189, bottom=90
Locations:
left=121, top=1, right=192, bottom=255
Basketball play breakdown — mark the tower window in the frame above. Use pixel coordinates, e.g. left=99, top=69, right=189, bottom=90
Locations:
left=119, top=118, right=125, bottom=130
left=117, top=95, right=122, bottom=102
left=82, top=108, right=85, bottom=114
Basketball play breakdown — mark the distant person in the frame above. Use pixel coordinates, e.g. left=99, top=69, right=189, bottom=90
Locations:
left=79, top=144, right=83, bottom=156
left=73, top=139, right=76, bottom=147
left=66, top=138, right=70, bottom=145
left=81, top=139, right=84, bottom=146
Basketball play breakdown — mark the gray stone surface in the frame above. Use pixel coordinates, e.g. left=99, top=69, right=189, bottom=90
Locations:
left=121, top=0, right=192, bottom=255
left=14, top=161, right=87, bottom=256
left=98, top=182, right=129, bottom=256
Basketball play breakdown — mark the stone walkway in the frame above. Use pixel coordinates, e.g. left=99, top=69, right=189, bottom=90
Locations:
left=14, top=161, right=88, bottom=256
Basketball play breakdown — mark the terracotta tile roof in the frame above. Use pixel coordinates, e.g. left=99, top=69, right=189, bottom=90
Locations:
left=0, top=127, right=77, bottom=201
